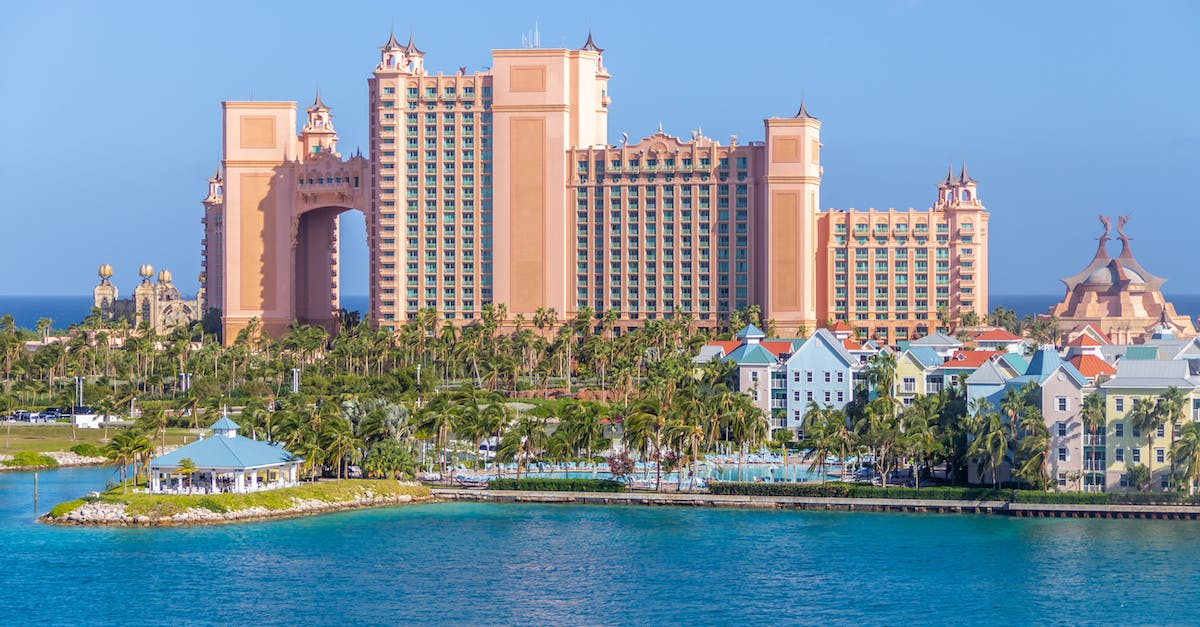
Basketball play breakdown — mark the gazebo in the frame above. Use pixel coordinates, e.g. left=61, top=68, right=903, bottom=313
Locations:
left=149, top=415, right=303, bottom=494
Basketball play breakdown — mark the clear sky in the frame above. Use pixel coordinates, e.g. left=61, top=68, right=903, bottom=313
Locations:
left=1, top=1, right=1197, bottom=299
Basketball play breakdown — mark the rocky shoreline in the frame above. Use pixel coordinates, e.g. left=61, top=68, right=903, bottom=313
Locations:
left=0, top=451, right=109, bottom=472
left=42, top=489, right=437, bottom=527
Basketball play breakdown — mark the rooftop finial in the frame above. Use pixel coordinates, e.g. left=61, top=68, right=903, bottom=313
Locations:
left=959, top=162, right=974, bottom=184
left=310, top=84, right=326, bottom=110
left=944, top=162, right=955, bottom=185
left=405, top=32, right=424, bottom=55
left=580, top=30, right=604, bottom=53
left=657, top=121, right=664, bottom=134
left=795, top=96, right=814, bottom=119
left=381, top=28, right=403, bottom=51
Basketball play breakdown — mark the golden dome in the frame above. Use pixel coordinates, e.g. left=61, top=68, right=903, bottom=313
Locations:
left=158, top=269, right=173, bottom=284
left=140, top=264, right=153, bottom=278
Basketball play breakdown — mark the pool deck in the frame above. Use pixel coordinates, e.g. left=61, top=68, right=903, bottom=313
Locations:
left=433, top=489, right=1200, bottom=520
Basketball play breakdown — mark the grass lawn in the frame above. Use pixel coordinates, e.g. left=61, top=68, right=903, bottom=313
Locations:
left=0, top=424, right=198, bottom=456
left=50, top=480, right=432, bottom=519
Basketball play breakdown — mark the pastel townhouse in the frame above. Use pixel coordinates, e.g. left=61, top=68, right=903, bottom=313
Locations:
left=694, top=324, right=798, bottom=433
left=1004, top=348, right=1090, bottom=491
left=1100, top=359, right=1197, bottom=492
left=784, top=328, right=859, bottom=434
left=894, top=346, right=945, bottom=406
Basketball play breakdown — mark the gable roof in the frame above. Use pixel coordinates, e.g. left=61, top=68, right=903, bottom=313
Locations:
left=210, top=416, right=240, bottom=431
left=725, top=343, right=778, bottom=365
left=973, top=328, right=1021, bottom=342
left=1101, top=359, right=1194, bottom=390
left=911, top=332, right=964, bottom=348
left=966, top=359, right=1010, bottom=385
left=693, top=345, right=727, bottom=364
left=1019, top=349, right=1090, bottom=387
left=904, top=346, right=945, bottom=369
left=828, top=321, right=854, bottom=333
left=1067, top=334, right=1102, bottom=348
left=760, top=340, right=795, bottom=358
left=1069, top=354, right=1117, bottom=379
left=707, top=340, right=743, bottom=355
left=998, top=353, right=1029, bottom=374
left=735, top=324, right=765, bottom=340
left=151, top=434, right=299, bottom=470
left=941, top=350, right=999, bottom=370
left=788, top=328, right=855, bottom=368
left=1124, top=346, right=1161, bottom=361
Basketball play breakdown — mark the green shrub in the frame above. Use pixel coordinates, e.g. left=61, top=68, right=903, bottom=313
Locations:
left=70, top=443, right=104, bottom=457
left=48, top=498, right=86, bottom=518
left=707, top=482, right=1006, bottom=501
left=489, top=478, right=626, bottom=492
left=3, top=451, right=59, bottom=468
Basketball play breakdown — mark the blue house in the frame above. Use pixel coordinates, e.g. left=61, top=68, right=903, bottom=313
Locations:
left=784, top=328, right=858, bottom=432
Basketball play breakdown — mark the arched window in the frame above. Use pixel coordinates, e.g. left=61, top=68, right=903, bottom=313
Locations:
left=962, top=190, right=971, bottom=201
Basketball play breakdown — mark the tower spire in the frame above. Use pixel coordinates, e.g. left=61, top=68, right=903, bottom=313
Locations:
left=381, top=28, right=403, bottom=51
left=795, top=97, right=814, bottom=119
left=959, top=162, right=974, bottom=184
left=580, top=30, right=604, bottom=53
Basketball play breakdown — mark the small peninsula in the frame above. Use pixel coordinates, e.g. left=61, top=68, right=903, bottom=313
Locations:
left=42, top=480, right=433, bottom=527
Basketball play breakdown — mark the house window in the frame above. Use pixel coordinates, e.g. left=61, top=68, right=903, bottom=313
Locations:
left=1058, top=447, right=1068, bottom=462
left=806, top=391, right=814, bottom=402
left=1115, top=397, right=1125, bottom=412
left=753, top=390, right=759, bottom=401
left=793, top=391, right=801, bottom=402
left=903, top=377, right=916, bottom=393
left=836, top=391, right=845, bottom=403
left=1157, top=448, right=1165, bottom=464
left=1157, top=425, right=1165, bottom=438
left=824, top=391, right=831, bottom=403
left=824, top=371, right=832, bottom=383
left=1056, top=397, right=1068, bottom=412
left=793, top=372, right=801, bottom=383
left=1057, top=422, right=1067, bottom=437
left=806, top=371, right=814, bottom=383
left=1115, top=423, right=1124, bottom=437
left=837, top=372, right=845, bottom=383
left=751, top=372, right=759, bottom=383
left=1119, top=474, right=1129, bottom=487
left=1115, top=448, right=1124, bottom=462
left=1132, top=449, right=1141, bottom=463
left=1057, top=472, right=1067, bottom=487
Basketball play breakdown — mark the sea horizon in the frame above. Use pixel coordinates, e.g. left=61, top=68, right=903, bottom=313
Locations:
left=4, top=293, right=1200, bottom=332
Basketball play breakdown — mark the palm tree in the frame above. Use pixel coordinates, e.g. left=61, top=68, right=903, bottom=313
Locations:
left=178, top=457, right=197, bottom=490
left=1170, top=422, right=1200, bottom=494
left=1081, top=392, right=1106, bottom=491
left=968, top=408, right=1012, bottom=488
left=1157, top=386, right=1188, bottom=488
left=1128, top=397, right=1165, bottom=491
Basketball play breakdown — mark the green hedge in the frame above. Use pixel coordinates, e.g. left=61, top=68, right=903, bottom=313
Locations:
left=488, top=478, right=626, bottom=493
left=2, top=451, right=60, bottom=468
left=707, top=482, right=1004, bottom=501
left=708, top=482, right=1200, bottom=506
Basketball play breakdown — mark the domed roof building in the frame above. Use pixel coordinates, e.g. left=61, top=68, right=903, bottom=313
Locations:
left=1046, top=215, right=1195, bottom=344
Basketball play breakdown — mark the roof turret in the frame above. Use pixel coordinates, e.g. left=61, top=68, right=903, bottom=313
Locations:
left=405, top=34, right=425, bottom=56
left=795, top=98, right=815, bottom=119
left=381, top=30, right=403, bottom=51
left=959, top=162, right=976, bottom=185
left=580, top=31, right=604, bottom=53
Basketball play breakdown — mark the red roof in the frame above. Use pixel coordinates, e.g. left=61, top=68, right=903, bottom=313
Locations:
left=973, top=328, right=1021, bottom=342
left=843, top=338, right=862, bottom=350
left=1069, top=354, right=1117, bottom=379
left=707, top=340, right=743, bottom=355
left=1073, top=324, right=1112, bottom=345
left=828, top=321, right=853, bottom=333
left=759, top=340, right=794, bottom=357
left=943, top=350, right=999, bottom=369
left=1067, top=334, right=1101, bottom=347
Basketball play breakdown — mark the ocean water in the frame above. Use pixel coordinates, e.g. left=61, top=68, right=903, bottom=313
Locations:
left=5, top=467, right=1200, bottom=624
left=0, top=294, right=1195, bottom=331
left=0, top=295, right=371, bottom=331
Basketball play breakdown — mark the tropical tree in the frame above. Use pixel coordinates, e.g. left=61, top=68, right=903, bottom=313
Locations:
left=1157, top=386, right=1188, bottom=488
left=1128, top=397, right=1165, bottom=491
left=968, top=407, right=1012, bottom=488
left=1080, top=392, right=1106, bottom=491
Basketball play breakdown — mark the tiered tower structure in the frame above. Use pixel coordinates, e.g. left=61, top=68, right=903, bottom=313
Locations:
left=202, top=32, right=988, bottom=344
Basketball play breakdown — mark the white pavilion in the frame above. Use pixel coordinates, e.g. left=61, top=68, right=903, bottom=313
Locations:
left=148, top=415, right=303, bottom=494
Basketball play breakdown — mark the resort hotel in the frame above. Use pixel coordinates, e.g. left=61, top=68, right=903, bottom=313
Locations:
left=198, top=32, right=988, bottom=345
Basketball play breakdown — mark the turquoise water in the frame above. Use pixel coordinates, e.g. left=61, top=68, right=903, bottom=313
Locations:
left=5, top=467, right=1200, bottom=624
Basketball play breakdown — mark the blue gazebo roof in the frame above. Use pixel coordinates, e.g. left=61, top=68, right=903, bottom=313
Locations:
left=151, top=433, right=299, bottom=471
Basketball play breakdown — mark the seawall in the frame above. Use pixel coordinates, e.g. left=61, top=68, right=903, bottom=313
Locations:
left=434, top=489, right=1200, bottom=520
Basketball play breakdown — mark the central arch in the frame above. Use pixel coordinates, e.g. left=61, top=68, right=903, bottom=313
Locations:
left=294, top=205, right=364, bottom=330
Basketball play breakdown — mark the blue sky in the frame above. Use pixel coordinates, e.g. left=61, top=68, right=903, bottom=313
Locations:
left=1, top=1, right=1197, bottom=300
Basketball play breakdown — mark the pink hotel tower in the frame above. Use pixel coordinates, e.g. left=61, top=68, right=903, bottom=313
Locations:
left=201, top=33, right=988, bottom=344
